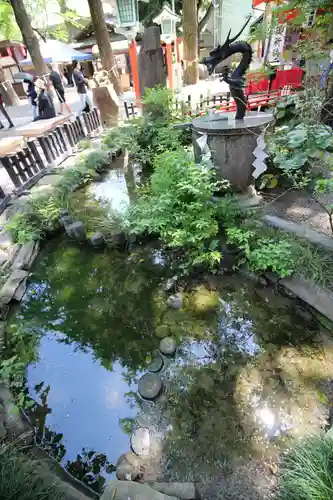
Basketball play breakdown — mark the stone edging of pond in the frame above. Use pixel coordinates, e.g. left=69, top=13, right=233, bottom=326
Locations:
left=239, top=267, right=333, bottom=325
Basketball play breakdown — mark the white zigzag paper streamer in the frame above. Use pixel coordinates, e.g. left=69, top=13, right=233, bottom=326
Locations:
left=252, top=132, right=268, bottom=179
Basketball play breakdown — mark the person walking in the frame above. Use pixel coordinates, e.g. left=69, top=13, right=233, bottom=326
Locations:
left=26, top=80, right=38, bottom=120
left=0, top=90, right=14, bottom=129
left=48, top=63, right=72, bottom=115
left=72, top=60, right=94, bottom=113
left=34, top=79, right=56, bottom=121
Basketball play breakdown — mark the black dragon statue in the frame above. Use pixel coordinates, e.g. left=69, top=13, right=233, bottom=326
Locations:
left=200, top=16, right=253, bottom=120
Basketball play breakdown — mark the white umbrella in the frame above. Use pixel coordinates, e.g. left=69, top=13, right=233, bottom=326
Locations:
left=21, top=39, right=92, bottom=66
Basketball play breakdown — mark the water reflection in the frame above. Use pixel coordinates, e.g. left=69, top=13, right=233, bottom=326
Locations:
left=10, top=242, right=333, bottom=499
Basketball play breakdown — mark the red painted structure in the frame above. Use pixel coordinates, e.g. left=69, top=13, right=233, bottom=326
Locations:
left=246, top=67, right=304, bottom=94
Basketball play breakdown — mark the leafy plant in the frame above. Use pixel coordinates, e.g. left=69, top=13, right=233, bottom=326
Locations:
left=102, top=86, right=190, bottom=176
left=226, top=226, right=296, bottom=277
left=277, top=433, right=333, bottom=500
left=128, top=148, right=227, bottom=269
left=0, top=322, right=40, bottom=411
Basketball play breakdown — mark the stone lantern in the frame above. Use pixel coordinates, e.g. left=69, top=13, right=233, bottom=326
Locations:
left=153, top=4, right=181, bottom=91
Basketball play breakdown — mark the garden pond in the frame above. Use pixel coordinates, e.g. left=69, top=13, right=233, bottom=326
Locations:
left=8, top=169, right=333, bottom=499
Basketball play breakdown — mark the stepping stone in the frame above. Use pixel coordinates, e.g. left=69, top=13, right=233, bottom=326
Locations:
left=59, top=208, right=69, bottom=217
left=138, top=373, right=163, bottom=401
left=59, top=215, right=73, bottom=227
left=148, top=354, right=164, bottom=373
left=90, top=231, right=105, bottom=247
left=130, top=427, right=151, bottom=457
left=65, top=221, right=86, bottom=242
left=167, top=293, right=182, bottom=309
left=159, top=337, right=177, bottom=356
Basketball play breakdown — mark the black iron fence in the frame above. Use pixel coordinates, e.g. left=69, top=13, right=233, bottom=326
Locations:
left=124, top=92, right=231, bottom=120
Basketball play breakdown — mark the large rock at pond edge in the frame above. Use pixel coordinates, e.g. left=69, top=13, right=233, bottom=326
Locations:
left=12, top=241, right=39, bottom=271
left=116, top=452, right=144, bottom=481
left=151, top=483, right=197, bottom=500
left=138, top=373, right=163, bottom=401
left=101, top=481, right=179, bottom=500
left=0, top=269, right=29, bottom=304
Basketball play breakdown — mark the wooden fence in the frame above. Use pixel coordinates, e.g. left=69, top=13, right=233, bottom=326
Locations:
left=0, top=109, right=102, bottom=195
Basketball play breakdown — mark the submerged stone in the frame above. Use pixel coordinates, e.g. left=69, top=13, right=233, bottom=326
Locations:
left=138, top=373, right=163, bottom=401
left=148, top=354, right=164, bottom=373
left=159, top=337, right=177, bottom=356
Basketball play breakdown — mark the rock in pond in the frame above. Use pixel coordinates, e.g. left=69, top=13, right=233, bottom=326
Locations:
left=116, top=451, right=144, bottom=481
left=60, top=215, right=74, bottom=227
left=167, top=293, right=182, bottom=309
left=66, top=221, right=86, bottom=242
left=90, top=231, right=105, bottom=247
left=148, top=354, right=164, bottom=373
left=130, top=427, right=151, bottom=457
left=138, top=373, right=163, bottom=401
left=159, top=337, right=177, bottom=357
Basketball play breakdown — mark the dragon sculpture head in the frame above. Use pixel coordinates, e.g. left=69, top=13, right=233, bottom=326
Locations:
left=200, top=16, right=252, bottom=75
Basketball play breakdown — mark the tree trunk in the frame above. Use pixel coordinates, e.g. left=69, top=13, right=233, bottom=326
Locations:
left=87, top=0, right=121, bottom=95
left=0, top=67, right=20, bottom=106
left=9, top=0, right=47, bottom=75
left=197, top=1, right=213, bottom=56
left=183, top=0, right=198, bottom=85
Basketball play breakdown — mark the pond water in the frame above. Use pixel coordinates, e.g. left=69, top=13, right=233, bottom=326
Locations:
left=11, top=234, right=333, bottom=498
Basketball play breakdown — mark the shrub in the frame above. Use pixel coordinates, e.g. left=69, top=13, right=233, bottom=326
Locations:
left=102, top=86, right=190, bottom=175
left=5, top=212, right=43, bottom=244
left=128, top=148, right=226, bottom=269
left=277, top=434, right=333, bottom=500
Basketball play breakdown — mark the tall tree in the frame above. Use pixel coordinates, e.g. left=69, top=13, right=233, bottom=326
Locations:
left=183, top=0, right=198, bottom=84
left=8, top=0, right=47, bottom=74
left=86, top=0, right=121, bottom=95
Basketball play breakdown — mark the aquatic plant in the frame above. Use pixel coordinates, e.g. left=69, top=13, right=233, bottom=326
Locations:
left=278, top=433, right=333, bottom=500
